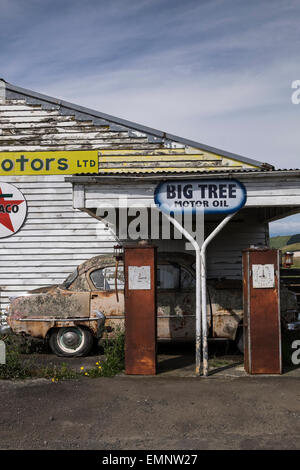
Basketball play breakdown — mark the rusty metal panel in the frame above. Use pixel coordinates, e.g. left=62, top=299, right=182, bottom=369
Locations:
left=124, top=245, right=157, bottom=375
left=243, top=248, right=282, bottom=374
left=8, top=289, right=90, bottom=320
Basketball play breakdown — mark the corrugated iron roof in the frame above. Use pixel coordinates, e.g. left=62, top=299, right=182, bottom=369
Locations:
left=85, top=167, right=299, bottom=175
left=67, top=168, right=300, bottom=182
left=2, top=79, right=273, bottom=171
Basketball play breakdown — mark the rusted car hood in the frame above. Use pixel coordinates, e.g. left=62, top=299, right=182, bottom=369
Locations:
left=8, top=287, right=90, bottom=321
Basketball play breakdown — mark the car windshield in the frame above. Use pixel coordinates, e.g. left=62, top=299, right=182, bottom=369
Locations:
left=62, top=268, right=78, bottom=288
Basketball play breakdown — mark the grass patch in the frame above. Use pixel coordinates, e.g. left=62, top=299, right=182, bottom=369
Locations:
left=82, top=328, right=125, bottom=378
left=1, top=331, right=47, bottom=354
left=208, top=356, right=242, bottom=370
left=0, top=341, right=80, bottom=381
left=0, top=329, right=125, bottom=380
left=37, top=362, right=80, bottom=381
left=0, top=345, right=31, bottom=380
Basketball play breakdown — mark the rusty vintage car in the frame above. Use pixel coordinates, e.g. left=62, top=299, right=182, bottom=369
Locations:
left=6, top=252, right=297, bottom=357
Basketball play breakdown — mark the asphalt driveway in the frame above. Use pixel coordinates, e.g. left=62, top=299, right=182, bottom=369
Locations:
left=0, top=363, right=299, bottom=450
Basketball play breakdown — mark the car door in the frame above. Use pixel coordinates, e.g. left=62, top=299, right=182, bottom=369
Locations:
left=88, top=261, right=196, bottom=341
left=157, top=263, right=196, bottom=340
left=88, top=264, right=125, bottom=334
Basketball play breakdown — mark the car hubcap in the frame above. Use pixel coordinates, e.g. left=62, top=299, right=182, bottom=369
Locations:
left=57, top=327, right=84, bottom=353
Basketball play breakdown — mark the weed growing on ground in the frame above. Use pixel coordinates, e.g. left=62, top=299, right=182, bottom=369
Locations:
left=100, top=328, right=125, bottom=376
left=2, top=332, right=46, bottom=354
left=37, top=362, right=80, bottom=381
left=0, top=329, right=125, bottom=380
left=83, top=328, right=125, bottom=378
left=0, top=344, right=31, bottom=380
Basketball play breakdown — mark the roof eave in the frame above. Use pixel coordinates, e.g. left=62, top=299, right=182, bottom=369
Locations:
left=65, top=169, right=300, bottom=184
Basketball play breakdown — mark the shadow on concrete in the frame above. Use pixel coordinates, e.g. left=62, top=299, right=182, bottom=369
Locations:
left=156, top=341, right=244, bottom=376
left=157, top=342, right=195, bottom=374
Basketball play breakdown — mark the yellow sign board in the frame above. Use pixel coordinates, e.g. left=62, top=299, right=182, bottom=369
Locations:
left=0, top=151, right=98, bottom=175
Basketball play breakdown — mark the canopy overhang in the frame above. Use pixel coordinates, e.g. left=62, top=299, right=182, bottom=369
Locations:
left=66, top=169, right=300, bottom=223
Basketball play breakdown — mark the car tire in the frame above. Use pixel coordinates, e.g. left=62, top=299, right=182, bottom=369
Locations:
left=49, top=326, right=93, bottom=357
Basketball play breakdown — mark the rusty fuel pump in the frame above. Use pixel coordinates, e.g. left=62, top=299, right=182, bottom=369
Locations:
left=243, top=247, right=282, bottom=374
left=123, top=243, right=157, bottom=375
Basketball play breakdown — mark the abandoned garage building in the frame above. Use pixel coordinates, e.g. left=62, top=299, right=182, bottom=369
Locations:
left=0, top=78, right=300, bottom=354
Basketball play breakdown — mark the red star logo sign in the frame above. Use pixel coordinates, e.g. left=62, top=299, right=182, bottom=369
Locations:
left=0, top=187, right=25, bottom=233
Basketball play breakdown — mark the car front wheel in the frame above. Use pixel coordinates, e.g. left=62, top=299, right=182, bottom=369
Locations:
left=49, top=326, right=93, bottom=357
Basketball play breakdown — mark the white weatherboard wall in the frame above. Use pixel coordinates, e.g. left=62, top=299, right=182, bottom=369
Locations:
left=149, top=219, right=268, bottom=279
left=205, top=217, right=268, bottom=278
left=0, top=176, right=269, bottom=313
left=0, top=175, right=115, bottom=313
left=83, top=178, right=300, bottom=208
left=0, top=89, right=281, bottom=314
left=0, top=96, right=163, bottom=314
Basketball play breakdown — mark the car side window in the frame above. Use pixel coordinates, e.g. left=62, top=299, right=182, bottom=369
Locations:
left=180, top=267, right=196, bottom=289
left=90, top=266, right=125, bottom=291
left=157, top=264, right=195, bottom=290
left=90, top=264, right=195, bottom=291
left=157, top=264, right=180, bottom=290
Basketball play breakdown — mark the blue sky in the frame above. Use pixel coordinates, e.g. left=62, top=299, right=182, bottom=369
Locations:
left=1, top=0, right=300, bottom=236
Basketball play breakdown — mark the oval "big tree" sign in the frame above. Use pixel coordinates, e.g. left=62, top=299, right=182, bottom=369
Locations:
left=154, top=179, right=247, bottom=214
left=0, top=182, right=27, bottom=238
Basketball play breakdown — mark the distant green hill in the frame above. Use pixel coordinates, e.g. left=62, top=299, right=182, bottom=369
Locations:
left=280, top=243, right=300, bottom=253
left=270, top=233, right=300, bottom=253
left=286, top=234, right=300, bottom=245
left=269, top=235, right=291, bottom=249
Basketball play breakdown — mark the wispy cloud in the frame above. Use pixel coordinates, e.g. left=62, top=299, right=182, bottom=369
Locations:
left=1, top=0, right=300, bottom=233
left=270, top=216, right=300, bottom=237
left=2, top=0, right=299, bottom=166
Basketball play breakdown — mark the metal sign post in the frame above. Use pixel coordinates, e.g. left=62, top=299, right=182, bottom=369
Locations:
left=162, top=213, right=202, bottom=375
left=200, top=212, right=237, bottom=375
left=155, top=179, right=247, bottom=376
